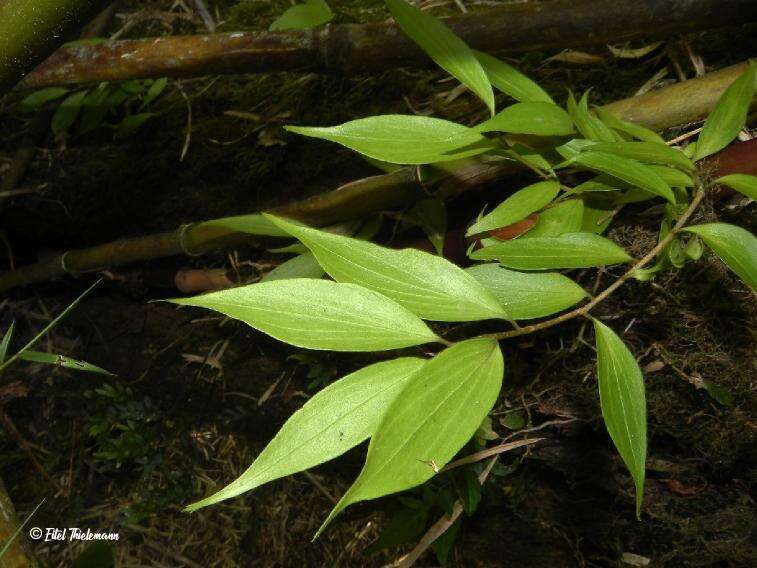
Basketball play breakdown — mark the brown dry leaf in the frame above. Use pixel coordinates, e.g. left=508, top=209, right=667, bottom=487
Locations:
left=546, top=50, right=605, bottom=65
left=488, top=213, right=539, bottom=240
left=607, top=42, right=663, bottom=59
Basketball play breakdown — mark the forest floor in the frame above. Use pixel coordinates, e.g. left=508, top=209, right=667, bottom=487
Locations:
left=0, top=1, right=755, bottom=566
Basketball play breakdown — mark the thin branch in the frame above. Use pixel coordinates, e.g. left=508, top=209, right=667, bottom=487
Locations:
left=486, top=188, right=707, bottom=342
left=441, top=438, right=542, bottom=472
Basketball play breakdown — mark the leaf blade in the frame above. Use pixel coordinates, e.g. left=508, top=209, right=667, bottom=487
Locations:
left=683, top=223, right=757, bottom=290
left=474, top=51, right=554, bottom=104
left=476, top=102, right=574, bottom=136
left=715, top=174, right=757, bottom=200
left=269, top=0, right=333, bottom=31
left=18, top=350, right=113, bottom=375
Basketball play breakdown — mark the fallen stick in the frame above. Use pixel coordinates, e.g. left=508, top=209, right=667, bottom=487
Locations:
left=1, top=64, right=755, bottom=293
left=20, top=0, right=757, bottom=89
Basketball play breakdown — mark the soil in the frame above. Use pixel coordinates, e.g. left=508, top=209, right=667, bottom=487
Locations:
left=0, top=1, right=755, bottom=567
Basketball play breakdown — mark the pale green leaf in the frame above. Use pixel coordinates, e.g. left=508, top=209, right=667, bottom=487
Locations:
left=648, top=165, right=693, bottom=188
left=195, top=213, right=291, bottom=237
left=593, top=106, right=665, bottom=144
left=716, top=174, right=757, bottom=200
left=0, top=322, right=14, bottom=364
left=466, top=180, right=560, bottom=236
left=185, top=357, right=425, bottom=511
left=261, top=252, right=325, bottom=282
left=407, top=199, right=447, bottom=256
left=694, top=63, right=756, bottom=161
left=522, top=199, right=584, bottom=238
left=683, top=223, right=757, bottom=290
left=470, top=233, right=632, bottom=270
left=572, top=151, right=675, bottom=204
left=567, top=91, right=618, bottom=142
left=585, top=141, right=694, bottom=172
left=169, top=279, right=440, bottom=351
left=269, top=0, right=333, bottom=31
left=317, top=338, right=503, bottom=536
left=466, top=264, right=587, bottom=319
left=285, top=115, right=495, bottom=165
left=593, top=319, right=647, bottom=518
left=267, top=215, right=507, bottom=321
left=18, top=350, right=113, bottom=375
left=476, top=102, right=574, bottom=136
left=385, top=0, right=494, bottom=115
left=21, top=87, right=69, bottom=109
left=473, top=51, right=554, bottom=104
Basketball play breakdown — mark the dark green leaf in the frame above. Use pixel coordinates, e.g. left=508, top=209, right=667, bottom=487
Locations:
left=51, top=90, right=88, bottom=135
left=169, top=279, right=440, bottom=351
left=476, top=102, right=574, bottom=136
left=431, top=517, right=461, bottom=565
left=716, top=174, right=757, bottom=200
left=72, top=542, right=114, bottom=568
left=185, top=357, right=425, bottom=511
left=267, top=215, right=508, bottom=321
left=115, top=113, right=155, bottom=138
left=317, top=338, right=504, bottom=536
left=683, top=223, right=757, bottom=290
left=385, top=0, right=494, bottom=115
left=407, top=198, right=447, bottom=255
left=693, top=63, right=756, bottom=161
left=466, top=180, right=560, bottom=236
left=593, top=319, right=647, bottom=518
left=0, top=322, right=14, bottom=364
left=703, top=382, right=733, bottom=406
left=270, top=0, right=333, bottom=31
left=466, top=264, right=587, bottom=319
left=140, top=77, right=168, bottom=109
left=474, top=51, right=554, bottom=103
left=585, top=141, right=694, bottom=172
left=470, top=233, right=632, bottom=269
left=286, top=115, right=495, bottom=165
left=581, top=198, right=617, bottom=234
left=18, top=350, right=113, bottom=375
left=21, top=87, right=69, bottom=109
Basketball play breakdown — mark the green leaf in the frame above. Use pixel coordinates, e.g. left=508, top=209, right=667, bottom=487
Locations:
left=593, top=106, right=665, bottom=144
left=466, top=180, right=560, bottom=236
left=115, top=113, right=155, bottom=138
left=470, top=233, right=632, bottom=270
left=581, top=198, right=617, bottom=234
left=269, top=0, right=333, bottom=30
left=286, top=115, right=495, bottom=165
left=195, top=213, right=291, bottom=237
left=140, top=77, right=168, bottom=109
left=693, top=63, right=756, bottom=161
left=474, top=51, right=554, bottom=104
left=261, top=252, right=325, bottom=282
left=593, top=319, right=647, bottom=518
left=0, top=322, right=14, bottom=364
left=585, top=141, right=694, bottom=172
left=317, top=338, right=504, bottom=536
left=567, top=91, right=618, bottom=142
left=267, top=215, right=507, bottom=321
left=648, top=166, right=693, bottom=188
left=716, top=174, right=757, bottom=200
left=385, top=0, right=494, bottom=115
left=185, top=357, right=425, bottom=511
left=466, top=264, right=587, bottom=319
left=571, top=151, right=675, bottom=204
left=18, top=350, right=113, bottom=375
left=570, top=175, right=624, bottom=195
left=169, top=279, right=440, bottom=351
left=521, top=199, right=584, bottom=238
left=21, top=87, right=69, bottom=109
left=407, top=199, right=447, bottom=256
left=683, top=223, right=757, bottom=290
left=51, top=90, right=88, bottom=135
left=476, top=102, right=574, bottom=136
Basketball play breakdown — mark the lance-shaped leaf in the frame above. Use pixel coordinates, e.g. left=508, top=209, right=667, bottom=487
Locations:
left=693, top=63, right=756, bottom=161
left=18, top=351, right=113, bottom=375
left=195, top=213, right=290, bottom=237
left=385, top=0, right=494, bottom=115
left=567, top=91, right=618, bottom=142
left=0, top=322, right=15, bottom=364
left=582, top=198, right=618, bottom=234
left=474, top=51, right=554, bottom=104
left=185, top=357, right=425, bottom=512
left=407, top=198, right=447, bottom=256
left=470, top=233, right=632, bottom=270
left=261, top=252, right=325, bottom=282
left=317, top=338, right=503, bottom=537
left=286, top=115, right=495, bottom=165
left=585, top=141, right=694, bottom=172
left=648, top=166, right=693, bottom=188
left=269, top=0, right=333, bottom=31
left=593, top=319, right=647, bottom=518
left=572, top=151, right=675, bottom=204
left=716, top=174, right=757, bottom=200
left=466, top=264, right=587, bottom=319
left=466, top=181, right=560, bottom=236
left=476, top=102, right=574, bottom=136
left=267, top=215, right=507, bottom=322
left=521, top=199, right=584, bottom=238
left=683, top=223, right=757, bottom=290
left=593, top=106, right=665, bottom=144
left=169, top=279, right=440, bottom=351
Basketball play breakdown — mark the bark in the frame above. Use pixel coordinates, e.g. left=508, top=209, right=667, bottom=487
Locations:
left=0, top=62, right=755, bottom=293
left=0, top=0, right=111, bottom=93
left=20, top=0, right=757, bottom=89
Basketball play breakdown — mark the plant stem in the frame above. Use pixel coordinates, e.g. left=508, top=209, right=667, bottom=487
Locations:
left=485, top=188, right=707, bottom=342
